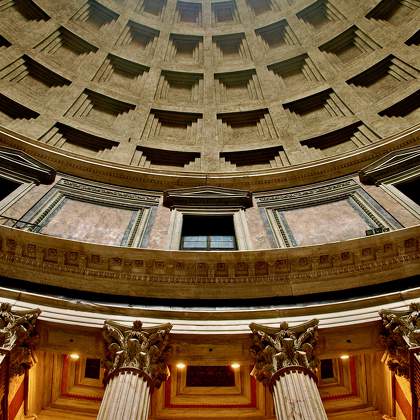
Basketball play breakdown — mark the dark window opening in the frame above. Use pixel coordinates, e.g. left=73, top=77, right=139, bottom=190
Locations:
left=320, top=359, right=334, bottom=379
left=181, top=215, right=237, bottom=250
left=84, top=358, right=101, bottom=379
left=0, top=177, right=20, bottom=201
left=186, top=366, right=235, bottom=387
left=395, top=177, right=420, bottom=206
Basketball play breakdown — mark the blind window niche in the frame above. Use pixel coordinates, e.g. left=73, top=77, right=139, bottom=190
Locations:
left=180, top=215, right=237, bottom=250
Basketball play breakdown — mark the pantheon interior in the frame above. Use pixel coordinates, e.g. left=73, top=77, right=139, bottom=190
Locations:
left=0, top=0, right=418, bottom=419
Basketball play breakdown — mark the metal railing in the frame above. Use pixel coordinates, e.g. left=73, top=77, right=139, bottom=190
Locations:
left=0, top=215, right=41, bottom=232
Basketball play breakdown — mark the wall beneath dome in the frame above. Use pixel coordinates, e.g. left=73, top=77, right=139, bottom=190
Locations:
left=0, top=171, right=418, bottom=249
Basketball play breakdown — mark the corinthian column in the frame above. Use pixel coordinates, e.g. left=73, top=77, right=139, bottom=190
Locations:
left=250, top=320, right=327, bottom=420
left=97, top=320, right=172, bottom=420
left=0, top=303, right=41, bottom=376
left=379, top=302, right=420, bottom=378
left=0, top=303, right=40, bottom=420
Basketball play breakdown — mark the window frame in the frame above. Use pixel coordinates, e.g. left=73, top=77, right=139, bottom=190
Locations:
left=180, top=214, right=238, bottom=251
left=168, top=208, right=251, bottom=250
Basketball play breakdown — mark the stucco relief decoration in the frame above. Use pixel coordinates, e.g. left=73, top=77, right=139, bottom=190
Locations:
left=379, top=303, right=420, bottom=378
left=0, top=303, right=41, bottom=377
left=249, top=319, right=319, bottom=385
left=103, top=320, right=172, bottom=388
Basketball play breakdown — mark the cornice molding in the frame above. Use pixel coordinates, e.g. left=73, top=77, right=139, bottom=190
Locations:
left=0, top=125, right=418, bottom=192
left=0, top=225, right=419, bottom=300
left=359, top=145, right=420, bottom=185
left=163, top=186, right=252, bottom=209
left=0, top=146, right=56, bottom=185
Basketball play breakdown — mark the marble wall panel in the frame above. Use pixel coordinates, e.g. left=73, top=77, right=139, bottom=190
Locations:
left=146, top=200, right=171, bottom=249
left=359, top=180, right=420, bottom=228
left=246, top=205, right=271, bottom=250
left=40, top=198, right=134, bottom=246
left=0, top=176, right=61, bottom=221
left=282, top=199, right=371, bottom=246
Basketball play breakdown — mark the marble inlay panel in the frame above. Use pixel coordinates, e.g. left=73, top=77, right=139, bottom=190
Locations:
left=282, top=199, right=371, bottom=246
left=40, top=198, right=133, bottom=246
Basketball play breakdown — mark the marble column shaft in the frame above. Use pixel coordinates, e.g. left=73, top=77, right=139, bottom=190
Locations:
left=97, top=371, right=151, bottom=420
left=272, top=369, right=327, bottom=420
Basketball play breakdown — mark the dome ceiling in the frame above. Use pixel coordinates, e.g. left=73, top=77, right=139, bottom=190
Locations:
left=0, top=0, right=417, bottom=188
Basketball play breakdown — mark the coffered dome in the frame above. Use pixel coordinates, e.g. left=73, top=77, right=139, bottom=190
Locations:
left=0, top=0, right=417, bottom=190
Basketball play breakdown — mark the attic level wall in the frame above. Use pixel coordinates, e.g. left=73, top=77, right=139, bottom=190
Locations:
left=0, top=173, right=418, bottom=251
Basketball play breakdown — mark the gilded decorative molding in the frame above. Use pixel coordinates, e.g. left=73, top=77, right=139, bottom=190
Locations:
left=103, top=320, right=172, bottom=389
left=0, top=303, right=41, bottom=377
left=249, top=319, right=319, bottom=385
left=379, top=303, right=420, bottom=378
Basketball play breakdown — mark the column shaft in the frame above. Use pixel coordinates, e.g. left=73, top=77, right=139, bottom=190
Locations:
left=97, top=372, right=150, bottom=420
left=272, top=371, right=327, bottom=420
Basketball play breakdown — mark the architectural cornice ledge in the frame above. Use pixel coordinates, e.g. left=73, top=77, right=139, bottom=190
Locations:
left=0, top=124, right=418, bottom=191
left=0, top=225, right=419, bottom=299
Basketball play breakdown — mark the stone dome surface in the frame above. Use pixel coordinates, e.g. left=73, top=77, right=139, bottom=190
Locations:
left=0, top=0, right=417, bottom=191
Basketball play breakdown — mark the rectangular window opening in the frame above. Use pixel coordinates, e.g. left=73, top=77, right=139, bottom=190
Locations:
left=186, top=365, right=235, bottom=387
left=84, top=358, right=101, bottom=379
left=320, top=359, right=334, bottom=379
left=0, top=177, right=21, bottom=202
left=395, top=177, right=420, bottom=206
left=181, top=215, right=237, bottom=250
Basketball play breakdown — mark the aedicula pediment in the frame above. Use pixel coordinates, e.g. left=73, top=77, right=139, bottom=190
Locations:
left=163, top=186, right=252, bottom=208
left=0, top=146, right=56, bottom=184
left=359, top=145, right=420, bottom=185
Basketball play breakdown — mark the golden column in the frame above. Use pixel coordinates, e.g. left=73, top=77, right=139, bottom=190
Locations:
left=97, top=320, right=172, bottom=420
left=250, top=320, right=327, bottom=420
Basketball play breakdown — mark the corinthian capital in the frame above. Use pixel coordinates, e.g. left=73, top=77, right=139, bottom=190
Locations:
left=0, top=303, right=41, bottom=377
left=103, top=320, right=172, bottom=388
left=379, top=303, right=420, bottom=378
left=249, top=319, right=319, bottom=385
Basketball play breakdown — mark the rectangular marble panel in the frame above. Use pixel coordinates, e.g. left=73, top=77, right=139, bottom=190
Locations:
left=281, top=199, right=371, bottom=246
left=40, top=198, right=134, bottom=246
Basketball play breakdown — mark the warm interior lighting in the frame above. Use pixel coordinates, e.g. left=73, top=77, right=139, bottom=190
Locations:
left=176, top=362, right=186, bottom=369
left=231, top=362, right=240, bottom=369
left=69, top=353, right=80, bottom=361
left=340, top=354, right=350, bottom=360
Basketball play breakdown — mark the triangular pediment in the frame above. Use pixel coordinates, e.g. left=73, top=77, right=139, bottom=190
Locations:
left=0, top=146, right=56, bottom=184
left=163, top=186, right=252, bottom=208
left=359, top=145, right=420, bottom=184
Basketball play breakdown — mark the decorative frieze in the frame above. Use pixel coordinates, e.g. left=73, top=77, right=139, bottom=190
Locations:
left=0, top=225, right=419, bottom=299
